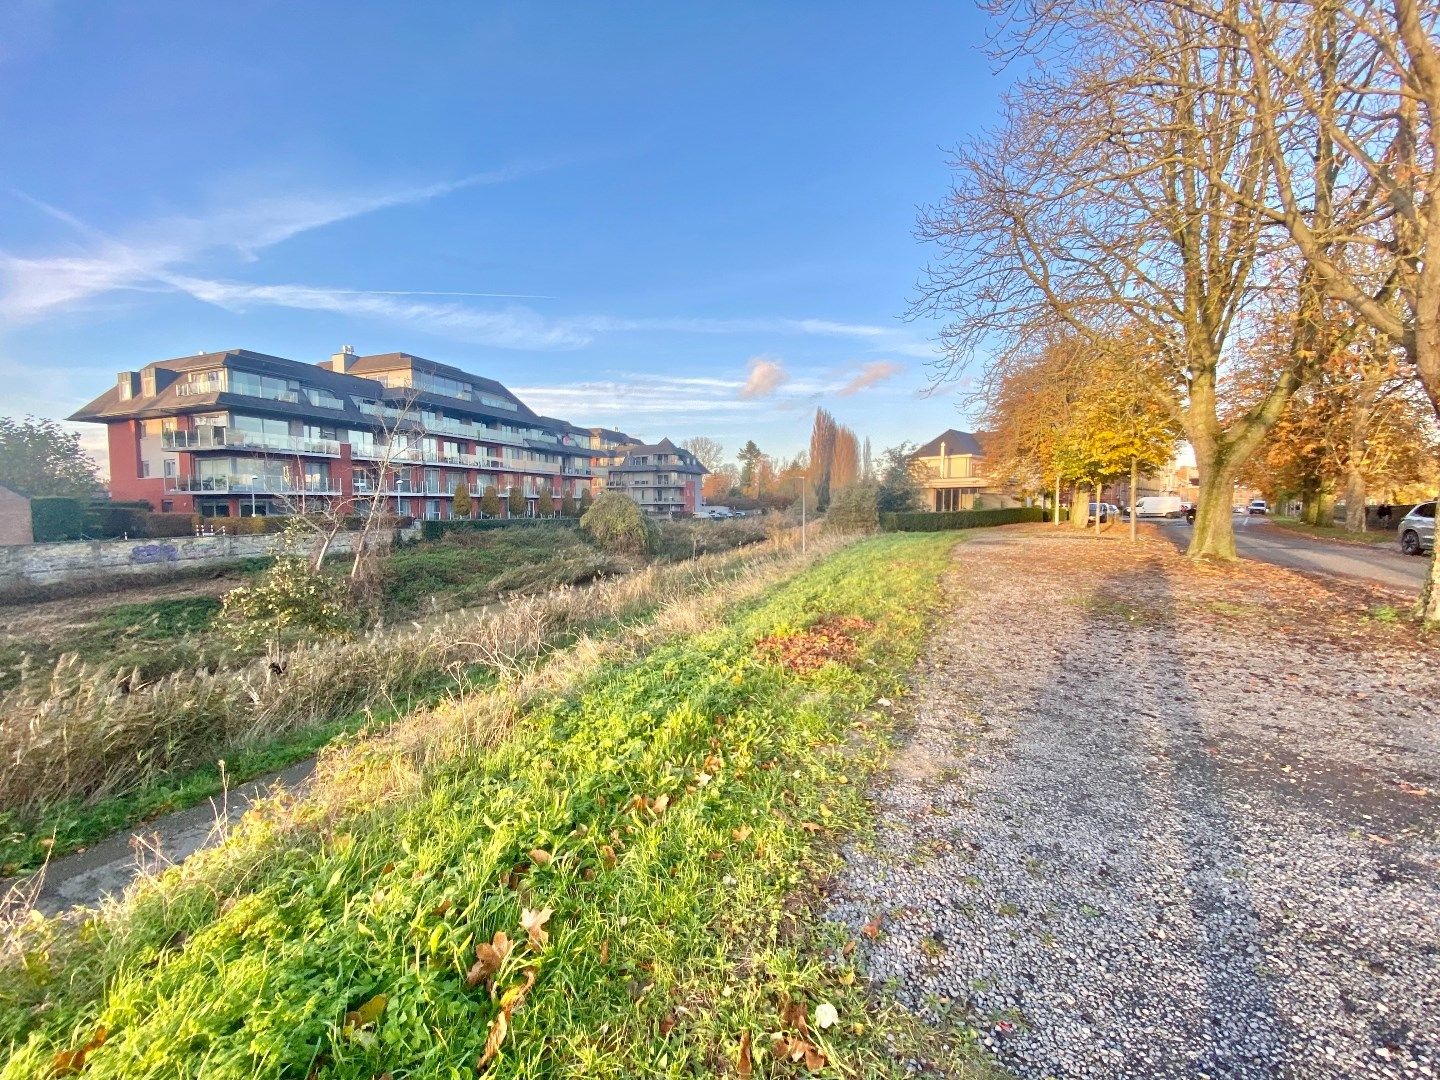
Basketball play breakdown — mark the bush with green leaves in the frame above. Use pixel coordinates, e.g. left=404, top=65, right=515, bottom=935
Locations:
left=506, top=487, right=526, bottom=518
left=880, top=506, right=1045, bottom=531
left=452, top=483, right=473, bottom=519
left=219, top=554, right=356, bottom=651
left=580, top=492, right=657, bottom=555
left=481, top=486, right=502, bottom=518
left=823, top=483, right=880, bottom=534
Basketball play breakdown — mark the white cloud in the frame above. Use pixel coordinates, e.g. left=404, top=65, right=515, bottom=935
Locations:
left=164, top=276, right=595, bottom=351
left=0, top=166, right=544, bottom=323
left=0, top=181, right=910, bottom=353
left=739, top=356, right=789, bottom=399
left=836, top=360, right=905, bottom=396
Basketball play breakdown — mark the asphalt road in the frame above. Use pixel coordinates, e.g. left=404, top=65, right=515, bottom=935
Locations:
left=1154, top=514, right=1428, bottom=594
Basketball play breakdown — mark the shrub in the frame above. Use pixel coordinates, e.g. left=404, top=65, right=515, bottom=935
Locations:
left=561, top=493, right=577, bottom=517
left=452, top=483, right=473, bottom=519
left=220, top=555, right=356, bottom=651
left=84, top=505, right=149, bottom=538
left=506, top=487, right=526, bottom=518
left=537, top=489, right=555, bottom=517
left=823, top=483, right=880, bottom=534
left=581, top=492, right=657, bottom=555
left=30, top=496, right=87, bottom=542
left=880, top=506, right=1046, bottom=531
left=481, top=485, right=502, bottom=518
left=143, top=512, right=199, bottom=537
left=418, top=517, right=578, bottom=542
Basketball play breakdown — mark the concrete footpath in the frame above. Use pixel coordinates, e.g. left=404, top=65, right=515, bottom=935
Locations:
left=8, top=758, right=316, bottom=917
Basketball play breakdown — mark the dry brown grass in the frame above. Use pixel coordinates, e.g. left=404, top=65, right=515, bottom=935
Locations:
left=0, top=530, right=837, bottom=822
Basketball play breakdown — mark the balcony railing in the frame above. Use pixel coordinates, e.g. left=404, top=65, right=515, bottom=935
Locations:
left=162, top=429, right=340, bottom=457
left=166, top=475, right=337, bottom=495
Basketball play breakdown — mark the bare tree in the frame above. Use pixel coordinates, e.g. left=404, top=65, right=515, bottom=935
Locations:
left=831, top=428, right=861, bottom=492
left=808, top=409, right=839, bottom=508
left=680, top=436, right=726, bottom=472
left=1158, top=0, right=1440, bottom=613
left=914, top=0, right=1336, bottom=559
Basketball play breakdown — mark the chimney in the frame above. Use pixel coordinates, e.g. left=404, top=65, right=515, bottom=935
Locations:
left=328, top=344, right=357, bottom=372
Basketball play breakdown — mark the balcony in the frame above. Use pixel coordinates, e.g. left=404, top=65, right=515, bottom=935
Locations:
left=162, top=429, right=341, bottom=457
left=165, top=475, right=338, bottom=495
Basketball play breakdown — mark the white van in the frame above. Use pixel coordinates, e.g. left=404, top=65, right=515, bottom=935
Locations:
left=1134, top=496, right=1184, bottom=519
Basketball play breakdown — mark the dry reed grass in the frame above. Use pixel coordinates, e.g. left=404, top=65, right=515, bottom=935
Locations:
left=0, top=530, right=833, bottom=822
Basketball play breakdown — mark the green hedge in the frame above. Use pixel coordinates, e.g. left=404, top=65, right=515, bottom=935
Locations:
left=30, top=497, right=88, bottom=542
left=419, top=516, right=578, bottom=541
left=85, top=505, right=150, bottom=538
left=879, top=506, right=1046, bottom=532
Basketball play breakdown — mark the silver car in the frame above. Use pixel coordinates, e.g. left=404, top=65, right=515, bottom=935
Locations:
left=1398, top=501, right=1436, bottom=556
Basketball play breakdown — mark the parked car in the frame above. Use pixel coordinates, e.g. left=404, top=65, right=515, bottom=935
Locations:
left=1398, top=501, right=1436, bottom=556
left=1135, top=495, right=1184, bottom=519
left=1248, top=499, right=1270, bottom=515
left=1087, top=502, right=1110, bottom=524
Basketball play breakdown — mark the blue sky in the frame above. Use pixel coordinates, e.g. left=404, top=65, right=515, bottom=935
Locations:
left=0, top=2, right=1004, bottom=472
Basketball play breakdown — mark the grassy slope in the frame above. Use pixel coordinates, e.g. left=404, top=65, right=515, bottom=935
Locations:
left=0, top=525, right=768, bottom=873
left=1, top=534, right=991, bottom=1079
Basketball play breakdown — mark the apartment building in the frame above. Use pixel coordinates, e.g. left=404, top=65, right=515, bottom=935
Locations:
left=914, top=429, right=1005, bottom=511
left=70, top=347, right=597, bottom=520
left=597, top=438, right=706, bottom=516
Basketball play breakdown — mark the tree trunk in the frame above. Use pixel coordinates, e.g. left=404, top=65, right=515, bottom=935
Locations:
left=1071, top=483, right=1088, bottom=531
left=1053, top=475, right=1062, bottom=526
left=1343, top=373, right=1380, bottom=532
left=1422, top=543, right=1440, bottom=625
left=1342, top=467, right=1367, bottom=533
left=1129, top=458, right=1138, bottom=543
left=1300, top=476, right=1321, bottom=525
left=1093, top=483, right=1101, bottom=536
left=1187, top=455, right=1239, bottom=560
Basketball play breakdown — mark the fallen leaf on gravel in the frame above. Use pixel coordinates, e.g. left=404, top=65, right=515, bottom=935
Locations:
left=861, top=916, right=883, bottom=939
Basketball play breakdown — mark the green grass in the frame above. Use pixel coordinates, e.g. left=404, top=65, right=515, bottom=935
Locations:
left=0, top=597, right=229, bottom=692
left=0, top=534, right=995, bottom=1079
left=1269, top=516, right=1397, bottom=547
left=382, top=526, right=613, bottom=610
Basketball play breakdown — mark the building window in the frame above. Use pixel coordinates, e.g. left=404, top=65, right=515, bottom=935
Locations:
left=140, top=461, right=152, bottom=478
left=163, top=459, right=177, bottom=478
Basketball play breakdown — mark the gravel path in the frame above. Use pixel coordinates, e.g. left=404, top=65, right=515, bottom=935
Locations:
left=831, top=528, right=1440, bottom=1080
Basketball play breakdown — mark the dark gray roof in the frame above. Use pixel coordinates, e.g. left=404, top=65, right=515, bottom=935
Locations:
left=605, top=438, right=708, bottom=475
left=69, top=349, right=383, bottom=423
left=915, top=429, right=986, bottom=458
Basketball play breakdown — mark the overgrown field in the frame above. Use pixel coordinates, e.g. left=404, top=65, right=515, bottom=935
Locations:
left=0, top=534, right=989, bottom=1079
left=0, top=519, right=769, bottom=873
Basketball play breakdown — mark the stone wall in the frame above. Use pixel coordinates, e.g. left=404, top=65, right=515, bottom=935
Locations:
left=0, top=527, right=411, bottom=587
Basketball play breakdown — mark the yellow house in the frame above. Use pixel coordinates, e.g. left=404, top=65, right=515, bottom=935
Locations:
left=915, top=429, right=999, bottom=511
